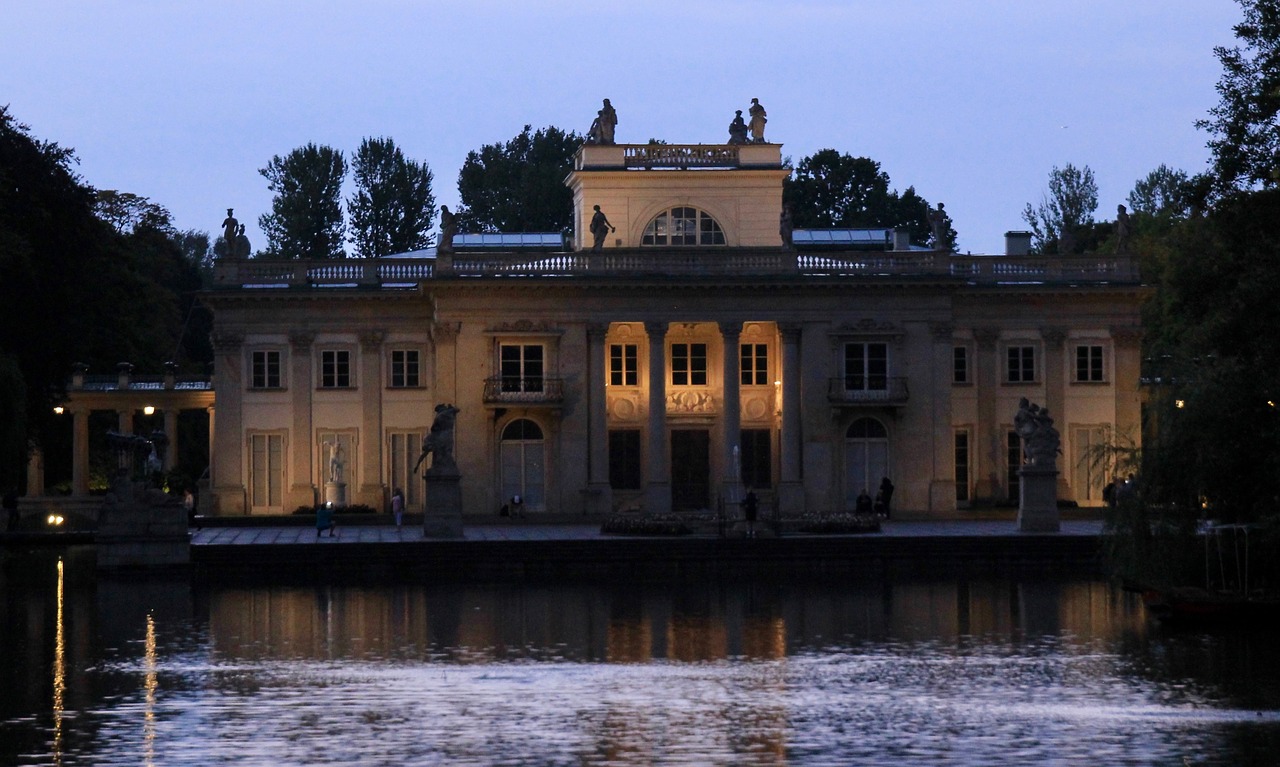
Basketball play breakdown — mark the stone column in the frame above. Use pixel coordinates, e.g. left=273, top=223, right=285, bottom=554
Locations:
left=26, top=444, right=44, bottom=497
left=973, top=328, right=1001, bottom=500
left=1041, top=327, right=1069, bottom=497
left=929, top=322, right=957, bottom=512
left=1112, top=326, right=1143, bottom=447
left=117, top=408, right=133, bottom=435
left=72, top=407, right=90, bottom=496
left=643, top=321, right=670, bottom=515
left=359, top=330, right=385, bottom=508
left=209, top=332, right=244, bottom=514
left=431, top=322, right=461, bottom=406
left=163, top=408, right=178, bottom=469
left=586, top=322, right=614, bottom=515
left=287, top=330, right=316, bottom=510
left=777, top=322, right=804, bottom=514
left=719, top=322, right=744, bottom=505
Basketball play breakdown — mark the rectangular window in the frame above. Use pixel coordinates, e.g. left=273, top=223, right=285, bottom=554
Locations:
left=251, top=350, right=281, bottom=389
left=954, top=430, right=970, bottom=503
left=390, top=349, right=420, bottom=388
left=321, top=350, right=351, bottom=388
left=741, top=344, right=769, bottom=386
left=740, top=428, right=772, bottom=489
left=500, top=344, right=544, bottom=392
left=953, top=346, right=969, bottom=384
left=1006, top=345, right=1036, bottom=383
left=671, top=343, right=707, bottom=386
left=1075, top=345, right=1105, bottom=382
left=609, top=430, right=642, bottom=490
left=844, top=343, right=888, bottom=391
left=1007, top=431, right=1023, bottom=501
left=609, top=344, right=638, bottom=387
left=250, top=433, right=284, bottom=511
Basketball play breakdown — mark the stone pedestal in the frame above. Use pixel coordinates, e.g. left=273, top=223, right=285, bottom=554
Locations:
left=1017, top=465, right=1061, bottom=532
left=423, top=468, right=463, bottom=538
left=324, top=481, right=347, bottom=508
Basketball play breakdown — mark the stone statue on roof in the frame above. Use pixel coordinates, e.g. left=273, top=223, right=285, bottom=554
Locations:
left=1115, top=203, right=1131, bottom=253
left=588, top=98, right=617, bottom=145
left=928, top=202, right=953, bottom=252
left=438, top=205, right=456, bottom=254
left=221, top=208, right=238, bottom=246
left=728, top=110, right=748, bottom=145
left=748, top=98, right=767, bottom=143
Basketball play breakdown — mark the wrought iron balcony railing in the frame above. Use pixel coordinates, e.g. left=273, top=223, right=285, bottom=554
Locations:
left=827, top=377, right=910, bottom=406
left=482, top=376, right=565, bottom=406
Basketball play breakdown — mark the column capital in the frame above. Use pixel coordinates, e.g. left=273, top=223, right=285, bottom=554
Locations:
left=718, top=321, right=743, bottom=340
left=430, top=321, right=461, bottom=343
left=929, top=322, right=955, bottom=341
left=777, top=322, right=803, bottom=342
left=585, top=322, right=610, bottom=342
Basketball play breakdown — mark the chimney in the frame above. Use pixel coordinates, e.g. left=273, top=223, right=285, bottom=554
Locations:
left=892, top=227, right=912, bottom=251
left=1004, top=231, right=1033, bottom=256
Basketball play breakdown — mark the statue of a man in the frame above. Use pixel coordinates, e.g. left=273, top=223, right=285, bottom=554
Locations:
left=780, top=204, right=794, bottom=249
left=1115, top=204, right=1132, bottom=253
left=235, top=224, right=252, bottom=259
left=748, top=98, right=767, bottom=143
left=728, top=110, right=748, bottom=145
left=597, top=98, right=617, bottom=145
left=222, top=208, right=238, bottom=245
left=590, top=205, right=615, bottom=252
left=326, top=440, right=344, bottom=483
left=438, top=205, right=457, bottom=254
left=928, top=202, right=952, bottom=251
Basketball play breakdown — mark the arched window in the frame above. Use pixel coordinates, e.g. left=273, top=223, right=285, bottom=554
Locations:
left=500, top=419, right=545, bottom=512
left=642, top=207, right=726, bottom=246
left=845, top=417, right=889, bottom=509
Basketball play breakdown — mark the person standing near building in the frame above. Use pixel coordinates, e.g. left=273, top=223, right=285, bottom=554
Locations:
left=742, top=490, right=759, bottom=538
left=879, top=477, right=895, bottom=519
left=391, top=487, right=405, bottom=528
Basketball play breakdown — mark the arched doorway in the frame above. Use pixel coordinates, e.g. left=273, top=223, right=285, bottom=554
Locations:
left=500, top=419, right=545, bottom=512
left=844, top=417, right=888, bottom=509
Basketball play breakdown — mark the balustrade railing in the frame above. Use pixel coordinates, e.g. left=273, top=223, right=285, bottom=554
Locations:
left=623, top=144, right=742, bottom=168
left=212, top=252, right=1138, bottom=288
left=827, top=377, right=910, bottom=406
left=482, top=377, right=565, bottom=405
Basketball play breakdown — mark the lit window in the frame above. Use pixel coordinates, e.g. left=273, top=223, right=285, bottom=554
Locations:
left=642, top=207, right=725, bottom=246
left=741, top=344, right=768, bottom=386
left=671, top=343, right=707, bottom=386
left=609, top=344, right=637, bottom=386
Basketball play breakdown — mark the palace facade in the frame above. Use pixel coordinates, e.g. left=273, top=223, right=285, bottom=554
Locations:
left=201, top=141, right=1144, bottom=519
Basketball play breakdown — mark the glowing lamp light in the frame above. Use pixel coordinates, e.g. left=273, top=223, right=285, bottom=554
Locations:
left=53, top=406, right=64, bottom=415
left=47, top=514, right=65, bottom=527
left=1175, top=399, right=1185, bottom=409
left=143, top=405, right=156, bottom=416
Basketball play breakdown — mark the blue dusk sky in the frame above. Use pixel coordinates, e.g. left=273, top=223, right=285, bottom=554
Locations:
left=0, top=1, right=1244, bottom=255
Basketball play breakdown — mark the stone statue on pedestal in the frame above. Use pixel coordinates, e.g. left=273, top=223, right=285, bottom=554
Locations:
left=415, top=404, right=460, bottom=473
left=1014, top=397, right=1061, bottom=468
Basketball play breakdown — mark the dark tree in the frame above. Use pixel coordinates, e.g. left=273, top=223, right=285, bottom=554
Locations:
left=782, top=150, right=937, bottom=245
left=1021, top=163, right=1099, bottom=253
left=259, top=144, right=348, bottom=259
left=456, top=125, right=582, bottom=233
left=1199, top=0, right=1280, bottom=191
left=349, top=137, right=436, bottom=257
left=94, top=190, right=173, bottom=235
left=1127, top=165, right=1195, bottom=220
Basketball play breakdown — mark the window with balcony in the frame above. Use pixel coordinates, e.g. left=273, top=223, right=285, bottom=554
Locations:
left=501, top=344, right=544, bottom=393
left=641, top=207, right=726, bottom=246
left=844, top=343, right=888, bottom=391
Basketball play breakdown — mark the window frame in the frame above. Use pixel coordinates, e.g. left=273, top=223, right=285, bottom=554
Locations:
left=609, top=343, right=638, bottom=387
left=500, top=343, right=545, bottom=393
left=388, top=348, right=422, bottom=389
left=319, top=348, right=353, bottom=389
left=843, top=342, right=889, bottom=392
left=670, top=342, right=708, bottom=387
left=641, top=207, right=726, bottom=247
left=1005, top=344, right=1037, bottom=384
left=250, top=349, right=284, bottom=390
left=741, top=343, right=769, bottom=386
left=1074, top=343, right=1106, bottom=383
left=953, top=345, right=970, bottom=385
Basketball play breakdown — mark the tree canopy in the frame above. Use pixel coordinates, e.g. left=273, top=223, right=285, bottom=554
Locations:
left=259, top=143, right=348, bottom=259
left=0, top=106, right=209, bottom=482
left=1021, top=163, right=1099, bottom=253
left=782, top=150, right=940, bottom=246
left=455, top=125, right=581, bottom=233
left=348, top=137, right=436, bottom=258
left=1199, top=0, right=1280, bottom=191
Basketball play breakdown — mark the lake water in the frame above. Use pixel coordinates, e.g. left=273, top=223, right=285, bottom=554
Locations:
left=2, top=547, right=1278, bottom=766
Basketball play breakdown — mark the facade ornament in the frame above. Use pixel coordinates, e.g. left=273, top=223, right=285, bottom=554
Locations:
left=1040, top=327, right=1067, bottom=349
left=929, top=322, right=955, bottom=341
left=667, top=390, right=718, bottom=413
left=288, top=330, right=315, bottom=351
left=210, top=331, right=244, bottom=351
left=973, top=327, right=1000, bottom=350
left=359, top=330, right=385, bottom=351
left=430, top=322, right=461, bottom=343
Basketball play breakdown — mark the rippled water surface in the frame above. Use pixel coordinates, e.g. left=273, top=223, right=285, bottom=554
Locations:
left=3, top=547, right=1278, bottom=765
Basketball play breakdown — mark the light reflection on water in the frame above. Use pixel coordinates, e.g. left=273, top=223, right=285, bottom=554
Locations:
left=2, top=548, right=1279, bottom=766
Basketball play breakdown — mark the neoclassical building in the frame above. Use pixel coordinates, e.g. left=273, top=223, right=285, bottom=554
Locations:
left=202, top=140, right=1144, bottom=519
